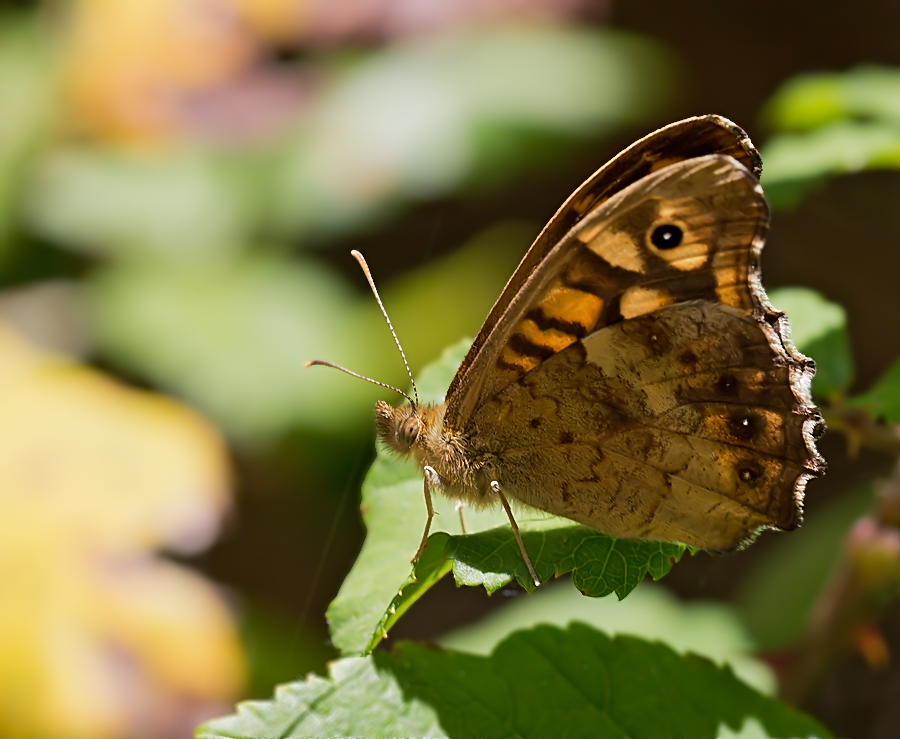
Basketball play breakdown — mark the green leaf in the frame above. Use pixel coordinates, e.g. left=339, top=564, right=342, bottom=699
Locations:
left=440, top=582, right=775, bottom=695
left=198, top=624, right=829, bottom=739
left=760, top=67, right=900, bottom=207
left=327, top=341, right=685, bottom=657
left=25, top=148, right=263, bottom=260
left=765, top=66, right=900, bottom=132
left=767, top=287, right=853, bottom=398
left=850, top=357, right=900, bottom=422
left=761, top=120, right=900, bottom=208
left=0, top=16, right=55, bottom=257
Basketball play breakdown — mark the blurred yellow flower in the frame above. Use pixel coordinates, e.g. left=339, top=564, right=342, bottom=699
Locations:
left=64, top=0, right=258, bottom=142
left=0, top=324, right=243, bottom=738
left=234, top=0, right=308, bottom=42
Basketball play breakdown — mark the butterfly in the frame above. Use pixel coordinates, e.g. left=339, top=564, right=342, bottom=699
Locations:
left=310, top=115, right=825, bottom=587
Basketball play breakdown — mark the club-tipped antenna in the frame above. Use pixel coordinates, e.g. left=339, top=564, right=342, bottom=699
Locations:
left=305, top=360, right=415, bottom=406
left=350, top=250, right=419, bottom=405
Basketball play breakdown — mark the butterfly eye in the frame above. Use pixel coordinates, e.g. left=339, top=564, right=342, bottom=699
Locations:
left=650, top=224, right=683, bottom=249
left=398, top=416, right=421, bottom=448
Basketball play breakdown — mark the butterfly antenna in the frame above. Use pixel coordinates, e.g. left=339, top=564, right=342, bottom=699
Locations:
left=304, top=360, right=415, bottom=406
left=350, top=250, right=419, bottom=405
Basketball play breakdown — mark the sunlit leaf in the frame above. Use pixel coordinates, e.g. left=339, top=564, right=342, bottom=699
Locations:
left=198, top=624, right=829, bottom=739
left=850, top=357, right=900, bottom=423
left=761, top=120, right=900, bottom=208
left=440, top=582, right=774, bottom=694
left=765, top=66, right=900, bottom=132
left=0, top=324, right=242, bottom=739
left=327, top=341, right=685, bottom=657
left=768, top=287, right=853, bottom=398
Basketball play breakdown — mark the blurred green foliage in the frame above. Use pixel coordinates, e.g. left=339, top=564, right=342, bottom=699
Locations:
left=762, top=66, right=900, bottom=207
left=2, top=20, right=677, bottom=444
left=0, top=16, right=54, bottom=256
left=768, top=287, right=853, bottom=399
left=765, top=66, right=900, bottom=132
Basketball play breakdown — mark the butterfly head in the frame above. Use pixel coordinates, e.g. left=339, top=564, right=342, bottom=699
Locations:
left=375, top=400, right=424, bottom=456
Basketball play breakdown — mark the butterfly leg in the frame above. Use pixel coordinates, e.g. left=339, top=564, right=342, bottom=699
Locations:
left=492, top=482, right=540, bottom=588
left=455, top=500, right=468, bottom=534
left=412, top=465, right=439, bottom=564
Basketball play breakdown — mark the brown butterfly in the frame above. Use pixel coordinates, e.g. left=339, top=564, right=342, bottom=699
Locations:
left=310, top=115, right=825, bottom=587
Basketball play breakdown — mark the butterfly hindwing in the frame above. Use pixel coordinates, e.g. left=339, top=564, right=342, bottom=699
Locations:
left=466, top=300, right=818, bottom=550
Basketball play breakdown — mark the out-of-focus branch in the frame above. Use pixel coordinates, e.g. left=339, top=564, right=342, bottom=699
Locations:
left=778, top=459, right=900, bottom=705
left=822, top=405, right=900, bottom=458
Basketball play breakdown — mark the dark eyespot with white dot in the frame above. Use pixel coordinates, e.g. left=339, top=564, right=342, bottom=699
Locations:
left=736, top=460, right=764, bottom=485
left=729, top=411, right=764, bottom=441
left=650, top=224, right=683, bottom=250
left=716, top=373, right=739, bottom=395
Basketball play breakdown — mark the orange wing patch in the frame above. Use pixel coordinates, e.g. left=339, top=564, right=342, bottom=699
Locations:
left=582, top=229, right=646, bottom=273
left=494, top=279, right=603, bottom=380
left=539, top=281, right=604, bottom=330
left=712, top=244, right=754, bottom=308
left=620, top=286, right=673, bottom=319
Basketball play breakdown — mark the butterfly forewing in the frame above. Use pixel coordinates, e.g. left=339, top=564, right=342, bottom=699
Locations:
left=448, top=114, right=762, bottom=415
left=451, top=154, right=767, bottom=418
